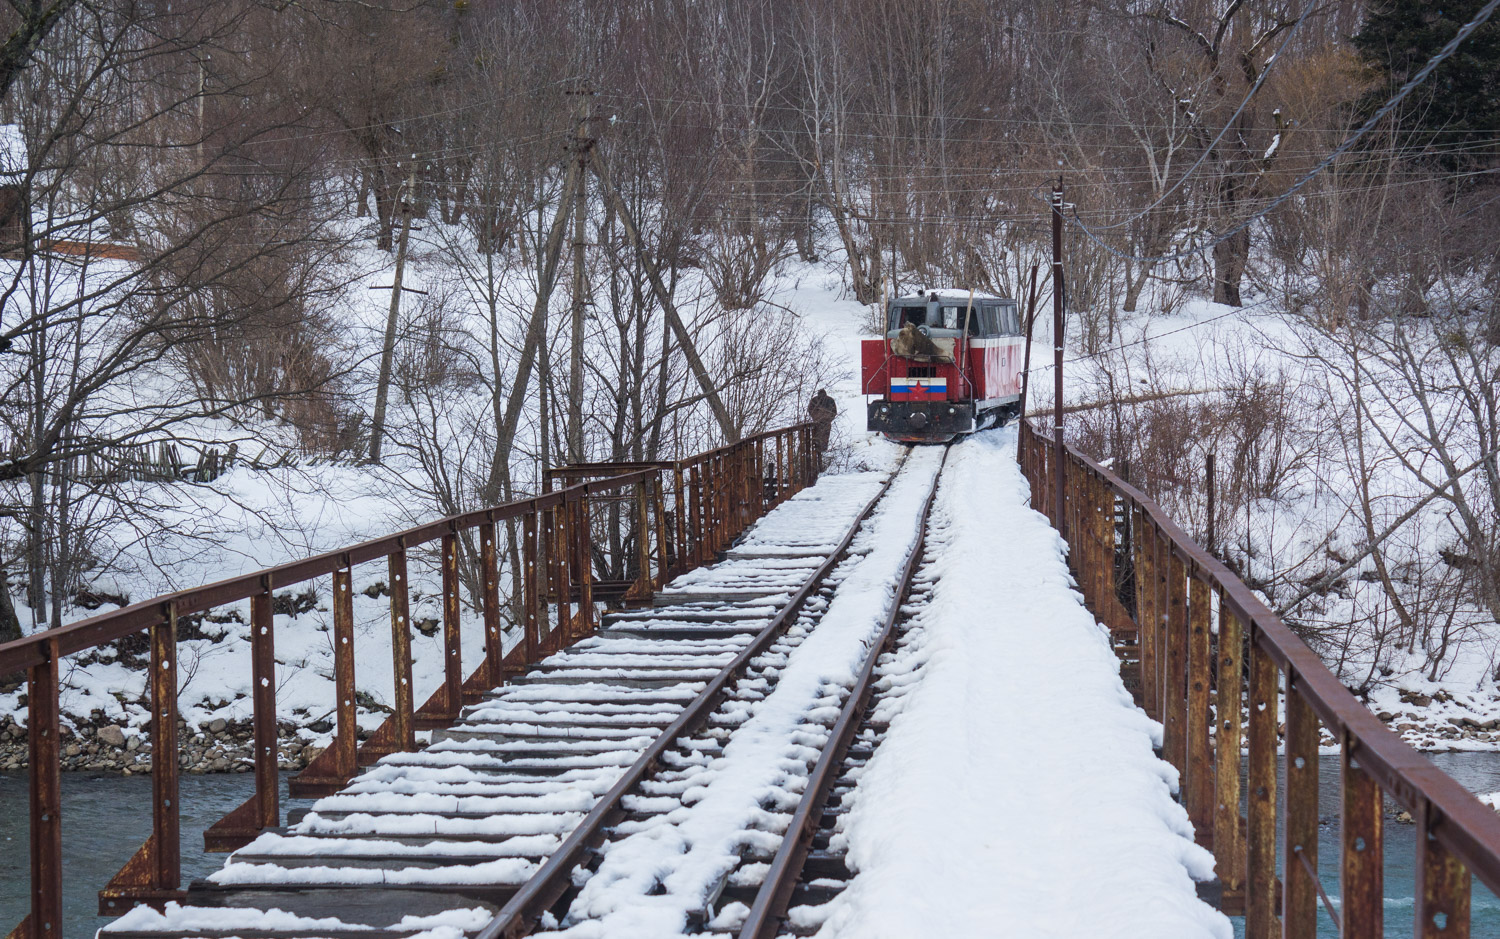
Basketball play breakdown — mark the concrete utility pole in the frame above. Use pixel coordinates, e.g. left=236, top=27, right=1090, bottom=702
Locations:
left=370, top=163, right=418, bottom=464
left=568, top=85, right=593, bottom=464
left=1051, top=179, right=1066, bottom=537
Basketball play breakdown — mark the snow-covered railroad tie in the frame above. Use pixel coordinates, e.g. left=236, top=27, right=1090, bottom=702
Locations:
left=99, top=463, right=902, bottom=939
left=486, top=445, right=948, bottom=939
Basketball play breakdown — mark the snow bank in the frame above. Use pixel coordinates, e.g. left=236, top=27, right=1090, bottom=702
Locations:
left=819, top=428, right=1230, bottom=939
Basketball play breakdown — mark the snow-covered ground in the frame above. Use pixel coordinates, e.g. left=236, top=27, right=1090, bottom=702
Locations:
left=815, top=428, right=1230, bottom=939
left=4, top=234, right=1497, bottom=757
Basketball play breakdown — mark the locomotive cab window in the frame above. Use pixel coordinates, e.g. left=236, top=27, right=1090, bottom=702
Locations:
left=893, top=305, right=928, bottom=329
left=979, top=303, right=1000, bottom=336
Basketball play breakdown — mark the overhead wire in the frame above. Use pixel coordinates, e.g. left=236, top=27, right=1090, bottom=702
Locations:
left=1061, top=0, right=1500, bottom=264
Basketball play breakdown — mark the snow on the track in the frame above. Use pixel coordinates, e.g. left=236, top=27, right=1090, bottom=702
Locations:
left=817, top=428, right=1231, bottom=939
left=553, top=447, right=946, bottom=937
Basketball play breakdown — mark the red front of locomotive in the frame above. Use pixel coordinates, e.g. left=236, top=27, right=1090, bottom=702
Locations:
left=862, top=292, right=1025, bottom=443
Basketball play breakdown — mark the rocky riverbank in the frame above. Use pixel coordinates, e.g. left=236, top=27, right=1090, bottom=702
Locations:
left=0, top=714, right=335, bottom=774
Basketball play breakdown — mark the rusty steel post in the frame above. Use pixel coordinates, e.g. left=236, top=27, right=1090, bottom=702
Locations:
left=635, top=480, right=651, bottom=598
left=1163, top=551, right=1187, bottom=777
left=1284, top=682, right=1319, bottom=937
left=332, top=568, right=357, bottom=778
left=1096, top=473, right=1111, bottom=610
left=776, top=432, right=788, bottom=504
left=1343, top=740, right=1384, bottom=937
left=754, top=437, right=767, bottom=511
left=1416, top=801, right=1471, bottom=938
left=575, top=493, right=594, bottom=635
left=712, top=454, right=726, bottom=551
left=388, top=547, right=415, bottom=751
left=250, top=589, right=279, bottom=828
left=1247, top=640, right=1280, bottom=938
left=544, top=505, right=562, bottom=643
left=555, top=500, right=573, bottom=643
left=652, top=475, right=669, bottom=588
left=672, top=467, right=687, bottom=573
left=1186, top=572, right=1213, bottom=848
left=1154, top=528, right=1169, bottom=722
left=1051, top=182, right=1066, bottom=540
left=440, top=532, right=463, bottom=717
left=154, top=607, right=181, bottom=888
left=27, top=637, right=62, bottom=939
left=1214, top=600, right=1245, bottom=913
left=522, top=510, right=539, bottom=664
left=1135, top=508, right=1158, bottom=719
left=481, top=521, right=502, bottom=685
left=689, top=465, right=703, bottom=567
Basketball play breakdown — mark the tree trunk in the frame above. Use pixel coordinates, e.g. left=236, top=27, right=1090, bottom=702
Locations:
left=1212, top=226, right=1249, bottom=307
left=0, top=568, right=19, bottom=643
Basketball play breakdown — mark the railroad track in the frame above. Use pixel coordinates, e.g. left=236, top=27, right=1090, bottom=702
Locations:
left=105, top=446, right=948, bottom=939
left=739, top=466, right=945, bottom=938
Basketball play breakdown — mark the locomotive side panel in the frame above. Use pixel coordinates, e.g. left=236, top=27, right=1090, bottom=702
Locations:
left=860, top=339, right=889, bottom=395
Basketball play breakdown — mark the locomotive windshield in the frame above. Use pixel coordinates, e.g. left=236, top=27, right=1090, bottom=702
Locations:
left=888, top=301, right=982, bottom=334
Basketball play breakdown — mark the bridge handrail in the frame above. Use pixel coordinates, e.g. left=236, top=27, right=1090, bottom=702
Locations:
left=0, top=422, right=818, bottom=939
left=1019, top=417, right=1500, bottom=934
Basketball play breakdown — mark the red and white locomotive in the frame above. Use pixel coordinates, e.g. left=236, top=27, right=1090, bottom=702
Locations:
left=861, top=290, right=1026, bottom=443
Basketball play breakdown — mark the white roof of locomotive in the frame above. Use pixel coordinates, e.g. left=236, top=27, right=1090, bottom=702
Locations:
left=893, top=289, right=1007, bottom=302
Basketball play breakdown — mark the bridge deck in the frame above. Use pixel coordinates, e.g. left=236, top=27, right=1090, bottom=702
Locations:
left=97, top=433, right=1229, bottom=939
left=804, top=430, right=1229, bottom=938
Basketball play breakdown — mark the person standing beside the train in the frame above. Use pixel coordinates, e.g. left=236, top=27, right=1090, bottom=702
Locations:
left=808, top=389, right=837, bottom=470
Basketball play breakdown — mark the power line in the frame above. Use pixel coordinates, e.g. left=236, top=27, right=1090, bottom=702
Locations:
left=1084, top=0, right=1320, bottom=234
left=1064, top=0, right=1500, bottom=264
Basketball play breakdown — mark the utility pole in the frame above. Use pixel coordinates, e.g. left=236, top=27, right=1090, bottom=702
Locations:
left=370, top=162, right=418, bottom=464
left=1018, top=263, right=1039, bottom=415
left=568, top=85, right=593, bottom=464
left=1051, top=179, right=1066, bottom=537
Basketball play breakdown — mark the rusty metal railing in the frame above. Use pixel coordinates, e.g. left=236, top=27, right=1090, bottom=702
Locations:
left=1019, top=418, right=1500, bottom=938
left=0, top=424, right=817, bottom=939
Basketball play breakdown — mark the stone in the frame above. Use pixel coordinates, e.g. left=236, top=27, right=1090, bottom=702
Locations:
left=208, top=718, right=227, bottom=734
left=1409, top=694, right=1433, bottom=707
left=126, top=736, right=140, bottom=751
left=302, top=746, right=324, bottom=764
left=64, top=744, right=80, bottom=758
left=97, top=725, right=127, bottom=748
left=1397, top=722, right=1418, bottom=732
left=1377, top=711, right=1394, bottom=721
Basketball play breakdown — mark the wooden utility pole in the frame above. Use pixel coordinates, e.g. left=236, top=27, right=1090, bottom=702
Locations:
left=1051, top=180, right=1066, bottom=537
left=568, top=86, right=593, bottom=464
left=370, top=163, right=418, bottom=463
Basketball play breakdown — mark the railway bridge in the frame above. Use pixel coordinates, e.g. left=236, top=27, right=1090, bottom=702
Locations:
left=3, top=421, right=1500, bottom=938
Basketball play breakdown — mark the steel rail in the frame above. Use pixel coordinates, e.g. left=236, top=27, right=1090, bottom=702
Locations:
left=477, top=450, right=912, bottom=939
left=737, top=446, right=948, bottom=939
